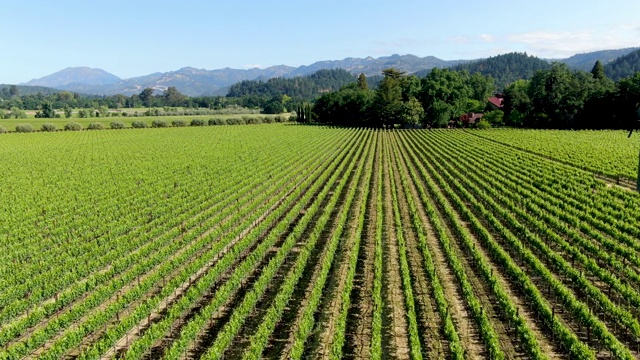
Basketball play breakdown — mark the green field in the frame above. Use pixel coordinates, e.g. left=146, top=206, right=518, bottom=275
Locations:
left=472, top=128, right=640, bottom=181
left=1, top=125, right=640, bottom=359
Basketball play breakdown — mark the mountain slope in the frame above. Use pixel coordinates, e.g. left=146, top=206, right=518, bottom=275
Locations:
left=556, top=47, right=639, bottom=71
left=24, top=67, right=121, bottom=87
left=450, top=52, right=551, bottom=88
left=34, top=55, right=465, bottom=96
left=289, top=54, right=466, bottom=77
left=604, top=48, right=640, bottom=80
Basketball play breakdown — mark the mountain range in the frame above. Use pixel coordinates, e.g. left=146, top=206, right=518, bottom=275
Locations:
left=19, top=48, right=639, bottom=96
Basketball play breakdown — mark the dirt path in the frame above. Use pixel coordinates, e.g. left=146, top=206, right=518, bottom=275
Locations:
left=311, top=134, right=375, bottom=360
left=381, top=133, right=410, bottom=359
left=391, top=133, right=485, bottom=360
left=388, top=134, right=446, bottom=359
left=342, top=132, right=381, bottom=360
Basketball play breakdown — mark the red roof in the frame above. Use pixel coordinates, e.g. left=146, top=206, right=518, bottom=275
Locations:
left=488, top=97, right=504, bottom=108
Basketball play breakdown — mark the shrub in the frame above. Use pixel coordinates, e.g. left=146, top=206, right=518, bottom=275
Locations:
left=15, top=124, right=34, bottom=133
left=64, top=122, right=83, bottom=131
left=246, top=117, right=263, bottom=125
left=110, top=121, right=125, bottom=129
left=172, top=120, right=187, bottom=127
left=152, top=120, right=168, bottom=128
left=475, top=120, right=492, bottom=129
left=132, top=121, right=148, bottom=128
left=208, top=118, right=227, bottom=126
left=263, top=116, right=274, bottom=124
left=227, top=117, right=244, bottom=125
left=0, top=126, right=7, bottom=134
left=41, top=123, right=57, bottom=132
left=190, top=119, right=205, bottom=126
left=87, top=122, right=104, bottom=130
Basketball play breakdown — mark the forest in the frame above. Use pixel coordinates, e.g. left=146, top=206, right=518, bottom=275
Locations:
left=311, top=62, right=640, bottom=130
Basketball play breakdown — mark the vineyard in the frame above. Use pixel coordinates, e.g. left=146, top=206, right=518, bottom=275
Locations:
left=1, top=125, right=640, bottom=359
left=471, top=129, right=639, bottom=182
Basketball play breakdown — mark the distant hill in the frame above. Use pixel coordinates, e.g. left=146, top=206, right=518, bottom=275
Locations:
left=24, top=67, right=121, bottom=88
left=555, top=47, right=639, bottom=71
left=449, top=52, right=551, bottom=89
left=604, top=48, right=640, bottom=80
left=52, top=66, right=296, bottom=97
left=288, top=54, right=467, bottom=77
left=28, top=55, right=465, bottom=97
left=227, top=69, right=357, bottom=99
left=0, top=84, right=64, bottom=97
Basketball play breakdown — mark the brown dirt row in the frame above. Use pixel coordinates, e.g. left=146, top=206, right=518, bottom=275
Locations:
left=387, top=133, right=448, bottom=359
left=380, top=133, right=411, bottom=359
left=453, top=132, right=640, bottom=285
left=341, top=131, right=381, bottom=360
left=391, top=132, right=485, bottom=360
left=28, top=206, right=249, bottom=359
left=310, top=134, right=375, bottom=360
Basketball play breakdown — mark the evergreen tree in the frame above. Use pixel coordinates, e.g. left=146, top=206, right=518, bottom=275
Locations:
left=357, top=73, right=368, bottom=90
left=591, top=60, right=606, bottom=81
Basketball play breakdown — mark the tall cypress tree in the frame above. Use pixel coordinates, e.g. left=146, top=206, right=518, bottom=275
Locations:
left=357, top=73, right=368, bottom=90
left=591, top=60, right=607, bottom=81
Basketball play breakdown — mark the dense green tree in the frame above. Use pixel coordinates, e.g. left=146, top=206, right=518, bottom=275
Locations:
left=373, top=68, right=406, bottom=127
left=139, top=88, right=155, bottom=107
left=420, top=68, right=470, bottom=127
left=402, top=97, right=424, bottom=127
left=483, top=110, right=504, bottom=126
left=63, top=106, right=73, bottom=118
left=616, top=72, right=640, bottom=129
left=357, top=73, right=368, bottom=90
left=503, top=79, right=530, bottom=126
left=262, top=96, right=286, bottom=114
left=527, top=63, right=593, bottom=128
left=591, top=60, right=607, bottom=81
left=9, top=85, right=18, bottom=97
left=313, top=86, right=374, bottom=126
left=163, top=86, right=186, bottom=107
left=468, top=72, right=495, bottom=102
left=34, top=102, right=56, bottom=118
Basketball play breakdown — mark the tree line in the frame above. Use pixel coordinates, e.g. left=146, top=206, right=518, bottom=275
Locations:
left=310, top=62, right=640, bottom=130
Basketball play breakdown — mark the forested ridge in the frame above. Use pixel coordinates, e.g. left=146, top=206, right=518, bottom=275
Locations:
left=605, top=48, right=640, bottom=81
left=450, top=53, right=551, bottom=89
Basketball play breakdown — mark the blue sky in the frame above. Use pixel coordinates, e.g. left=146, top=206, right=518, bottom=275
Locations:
left=2, top=0, right=639, bottom=84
